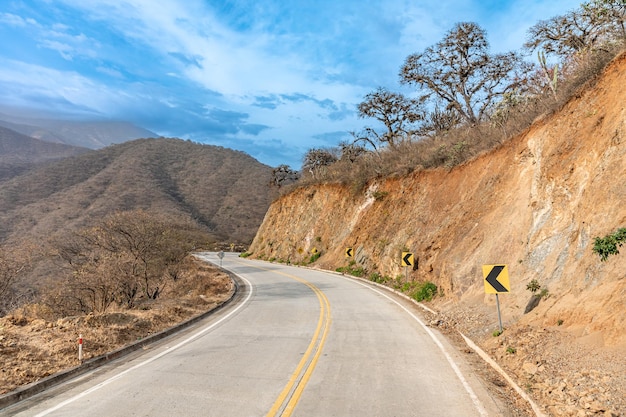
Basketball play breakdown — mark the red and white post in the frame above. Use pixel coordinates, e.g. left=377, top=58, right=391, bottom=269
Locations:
left=78, top=334, right=83, bottom=362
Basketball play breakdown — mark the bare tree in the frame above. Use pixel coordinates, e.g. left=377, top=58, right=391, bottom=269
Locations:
left=52, top=234, right=120, bottom=313
left=400, top=22, right=524, bottom=125
left=302, top=148, right=338, bottom=180
left=585, top=0, right=626, bottom=41
left=51, top=210, right=207, bottom=313
left=525, top=1, right=625, bottom=59
left=338, top=140, right=368, bottom=163
left=0, top=243, right=33, bottom=316
left=525, top=10, right=604, bottom=57
left=418, top=106, right=463, bottom=137
left=270, top=165, right=300, bottom=188
left=357, top=87, right=424, bottom=147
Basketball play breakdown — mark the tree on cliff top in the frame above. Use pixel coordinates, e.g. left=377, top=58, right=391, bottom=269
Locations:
left=400, top=22, right=525, bottom=125
left=356, top=87, right=425, bottom=148
left=302, top=148, right=338, bottom=180
left=524, top=0, right=625, bottom=59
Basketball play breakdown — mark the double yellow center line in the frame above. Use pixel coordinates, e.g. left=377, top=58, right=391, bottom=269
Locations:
left=265, top=271, right=332, bottom=417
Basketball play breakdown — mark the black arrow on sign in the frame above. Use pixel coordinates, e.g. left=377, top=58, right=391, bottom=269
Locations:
left=346, top=248, right=353, bottom=257
left=403, top=253, right=413, bottom=266
left=485, top=265, right=508, bottom=292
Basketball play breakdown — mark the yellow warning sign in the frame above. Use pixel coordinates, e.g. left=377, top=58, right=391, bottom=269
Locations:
left=401, top=252, right=414, bottom=267
left=482, top=264, right=511, bottom=294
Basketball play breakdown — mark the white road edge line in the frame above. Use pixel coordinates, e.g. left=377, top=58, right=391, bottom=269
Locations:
left=460, top=334, right=547, bottom=417
left=34, top=269, right=253, bottom=417
left=346, top=277, right=490, bottom=417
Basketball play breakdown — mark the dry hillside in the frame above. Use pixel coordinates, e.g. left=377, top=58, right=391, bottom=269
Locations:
left=248, top=53, right=626, bottom=416
left=0, top=137, right=274, bottom=245
left=0, top=126, right=88, bottom=180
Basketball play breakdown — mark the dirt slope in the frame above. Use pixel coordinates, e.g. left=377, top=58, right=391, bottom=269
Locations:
left=248, top=53, right=626, bottom=416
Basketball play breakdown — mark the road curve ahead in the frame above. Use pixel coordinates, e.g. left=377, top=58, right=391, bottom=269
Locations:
left=3, top=252, right=508, bottom=417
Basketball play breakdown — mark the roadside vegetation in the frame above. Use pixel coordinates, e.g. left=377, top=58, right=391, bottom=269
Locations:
left=273, top=0, right=626, bottom=194
left=0, top=256, right=233, bottom=395
left=0, top=209, right=216, bottom=318
left=335, top=261, right=439, bottom=302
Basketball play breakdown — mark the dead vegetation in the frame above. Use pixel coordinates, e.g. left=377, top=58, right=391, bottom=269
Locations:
left=294, top=43, right=625, bottom=197
left=0, top=256, right=233, bottom=395
left=294, top=0, right=626, bottom=194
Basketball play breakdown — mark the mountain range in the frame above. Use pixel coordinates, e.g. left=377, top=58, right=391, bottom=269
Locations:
left=0, top=112, right=157, bottom=149
left=0, top=126, right=89, bottom=181
left=0, top=128, right=275, bottom=246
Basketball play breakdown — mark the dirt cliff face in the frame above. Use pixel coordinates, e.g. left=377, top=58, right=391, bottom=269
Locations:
left=249, top=55, right=626, bottom=415
left=251, top=54, right=625, bottom=347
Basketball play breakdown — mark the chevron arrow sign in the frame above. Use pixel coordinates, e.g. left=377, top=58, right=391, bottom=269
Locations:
left=482, top=264, right=511, bottom=294
left=401, top=252, right=414, bottom=267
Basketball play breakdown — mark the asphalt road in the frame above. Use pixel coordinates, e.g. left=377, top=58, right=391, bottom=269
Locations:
left=3, top=252, right=508, bottom=416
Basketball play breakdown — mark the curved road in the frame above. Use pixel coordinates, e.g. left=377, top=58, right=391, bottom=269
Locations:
left=3, top=252, right=509, bottom=416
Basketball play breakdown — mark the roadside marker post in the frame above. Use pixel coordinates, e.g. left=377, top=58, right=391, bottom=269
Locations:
left=217, top=251, right=224, bottom=267
left=78, top=334, right=83, bottom=363
left=482, top=264, right=511, bottom=333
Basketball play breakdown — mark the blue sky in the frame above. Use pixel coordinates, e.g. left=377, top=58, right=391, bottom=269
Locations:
left=0, top=0, right=581, bottom=168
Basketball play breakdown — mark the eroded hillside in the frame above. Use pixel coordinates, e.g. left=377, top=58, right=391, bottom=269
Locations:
left=249, top=53, right=626, bottom=416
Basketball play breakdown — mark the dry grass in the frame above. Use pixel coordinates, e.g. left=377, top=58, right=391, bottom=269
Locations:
left=293, top=46, right=626, bottom=194
left=0, top=256, right=233, bottom=395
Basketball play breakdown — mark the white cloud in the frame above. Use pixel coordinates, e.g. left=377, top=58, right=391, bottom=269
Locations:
left=38, top=40, right=75, bottom=60
left=0, top=59, right=126, bottom=114
left=0, top=0, right=591, bottom=167
left=0, top=12, right=38, bottom=27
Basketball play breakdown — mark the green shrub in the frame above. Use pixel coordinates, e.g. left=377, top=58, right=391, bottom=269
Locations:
left=526, top=279, right=541, bottom=293
left=593, top=227, right=626, bottom=261
left=336, top=260, right=365, bottom=277
left=369, top=272, right=383, bottom=283
left=239, top=252, right=252, bottom=258
left=412, top=281, right=438, bottom=302
left=372, top=191, right=389, bottom=201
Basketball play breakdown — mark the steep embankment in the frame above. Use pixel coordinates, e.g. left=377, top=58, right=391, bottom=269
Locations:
left=250, top=54, right=626, bottom=416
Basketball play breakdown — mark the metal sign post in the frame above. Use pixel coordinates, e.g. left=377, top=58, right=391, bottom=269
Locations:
left=482, top=264, right=511, bottom=334
left=217, top=251, right=224, bottom=267
left=495, top=294, right=503, bottom=333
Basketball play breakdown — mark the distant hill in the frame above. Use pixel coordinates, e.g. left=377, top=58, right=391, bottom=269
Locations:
left=0, top=113, right=157, bottom=149
left=0, top=126, right=90, bottom=180
left=0, top=138, right=275, bottom=244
